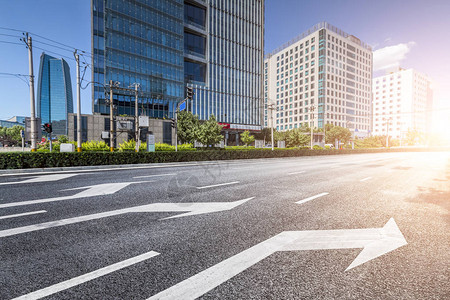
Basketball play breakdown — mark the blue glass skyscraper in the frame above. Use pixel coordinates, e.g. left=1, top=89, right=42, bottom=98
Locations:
left=92, top=0, right=264, bottom=129
left=37, top=53, right=74, bottom=135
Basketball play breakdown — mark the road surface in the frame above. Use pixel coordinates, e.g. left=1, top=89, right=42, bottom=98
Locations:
left=0, top=152, right=448, bottom=299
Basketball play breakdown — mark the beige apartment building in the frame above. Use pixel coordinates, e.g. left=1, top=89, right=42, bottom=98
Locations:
left=372, top=68, right=433, bottom=140
left=264, top=22, right=373, bottom=138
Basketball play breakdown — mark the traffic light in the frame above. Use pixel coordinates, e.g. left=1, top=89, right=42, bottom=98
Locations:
left=43, top=123, right=52, bottom=133
left=186, top=86, right=194, bottom=101
left=171, top=119, right=176, bottom=129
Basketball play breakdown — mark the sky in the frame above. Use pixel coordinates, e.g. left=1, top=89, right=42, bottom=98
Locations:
left=1, top=0, right=449, bottom=132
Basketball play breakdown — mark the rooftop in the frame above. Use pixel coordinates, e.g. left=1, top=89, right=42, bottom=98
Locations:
left=265, top=21, right=372, bottom=58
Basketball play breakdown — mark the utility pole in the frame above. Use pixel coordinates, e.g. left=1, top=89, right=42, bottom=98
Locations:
left=74, top=51, right=82, bottom=152
left=109, top=80, right=114, bottom=152
left=268, top=103, right=275, bottom=151
left=134, top=83, right=140, bottom=152
left=310, top=105, right=315, bottom=149
left=24, top=33, right=37, bottom=152
left=175, top=109, right=178, bottom=152
left=385, top=117, right=391, bottom=148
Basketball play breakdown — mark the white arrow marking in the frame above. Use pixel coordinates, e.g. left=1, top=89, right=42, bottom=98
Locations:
left=0, top=210, right=46, bottom=220
left=0, top=181, right=152, bottom=209
left=0, top=198, right=253, bottom=238
left=148, top=218, right=407, bottom=300
left=296, top=192, right=329, bottom=205
left=360, top=177, right=372, bottom=182
left=12, top=251, right=160, bottom=300
left=0, top=174, right=78, bottom=186
left=196, top=181, right=239, bottom=189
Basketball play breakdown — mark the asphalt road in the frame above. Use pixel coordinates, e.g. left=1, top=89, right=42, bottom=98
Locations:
left=0, top=152, right=449, bottom=299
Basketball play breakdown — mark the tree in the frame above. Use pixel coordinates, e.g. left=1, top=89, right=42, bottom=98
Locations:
left=285, top=128, right=309, bottom=147
left=0, top=125, right=24, bottom=146
left=197, top=115, right=223, bottom=147
left=240, top=131, right=255, bottom=146
left=57, top=135, right=69, bottom=143
left=326, top=126, right=351, bottom=145
left=177, top=111, right=200, bottom=144
left=273, top=130, right=286, bottom=144
left=404, top=129, right=424, bottom=146
left=253, top=127, right=271, bottom=143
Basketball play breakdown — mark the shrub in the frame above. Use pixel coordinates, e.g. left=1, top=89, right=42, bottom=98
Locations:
left=82, top=140, right=109, bottom=152
left=118, top=139, right=148, bottom=152
left=313, top=145, right=323, bottom=150
left=0, top=148, right=439, bottom=170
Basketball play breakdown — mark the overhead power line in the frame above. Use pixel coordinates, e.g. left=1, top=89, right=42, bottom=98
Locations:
left=0, top=26, right=92, bottom=56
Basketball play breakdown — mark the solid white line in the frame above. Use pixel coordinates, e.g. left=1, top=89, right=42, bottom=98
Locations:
left=288, top=171, right=306, bottom=175
left=133, top=173, right=177, bottom=179
left=12, top=251, right=160, bottom=300
left=196, top=181, right=240, bottom=189
left=0, top=210, right=47, bottom=220
left=360, top=177, right=372, bottom=182
left=296, top=192, right=329, bottom=205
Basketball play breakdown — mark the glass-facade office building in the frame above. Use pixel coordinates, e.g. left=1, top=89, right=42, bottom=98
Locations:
left=37, top=53, right=74, bottom=135
left=91, top=0, right=264, bottom=128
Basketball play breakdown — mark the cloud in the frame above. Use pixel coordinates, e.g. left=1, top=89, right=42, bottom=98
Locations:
left=373, top=42, right=416, bottom=72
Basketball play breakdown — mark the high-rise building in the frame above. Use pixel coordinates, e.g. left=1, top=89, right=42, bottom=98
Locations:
left=91, top=0, right=264, bottom=137
left=372, top=68, right=433, bottom=140
left=264, top=22, right=372, bottom=137
left=37, top=53, right=74, bottom=136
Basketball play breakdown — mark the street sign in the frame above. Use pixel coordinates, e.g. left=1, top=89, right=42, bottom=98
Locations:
left=139, top=116, right=149, bottom=127
left=179, top=101, right=186, bottom=111
left=147, top=134, right=155, bottom=152
left=20, top=130, right=24, bottom=138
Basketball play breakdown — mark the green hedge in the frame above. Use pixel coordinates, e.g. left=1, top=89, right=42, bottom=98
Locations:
left=0, top=148, right=445, bottom=170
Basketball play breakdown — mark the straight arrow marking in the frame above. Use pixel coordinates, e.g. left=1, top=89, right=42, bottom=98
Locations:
left=12, top=251, right=160, bottom=300
left=0, top=174, right=78, bottom=186
left=0, top=181, right=153, bottom=209
left=147, top=218, right=407, bottom=300
left=0, top=198, right=252, bottom=238
left=360, top=177, right=372, bottom=182
left=296, top=192, right=329, bottom=205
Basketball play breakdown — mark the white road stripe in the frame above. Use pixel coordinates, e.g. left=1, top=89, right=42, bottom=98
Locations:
left=196, top=181, right=239, bottom=189
left=0, top=174, right=77, bottom=186
left=133, top=173, right=176, bottom=179
left=12, top=251, right=160, bottom=300
left=288, top=171, right=305, bottom=175
left=0, top=210, right=47, bottom=220
left=296, top=192, right=329, bottom=205
left=360, top=177, right=372, bottom=182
